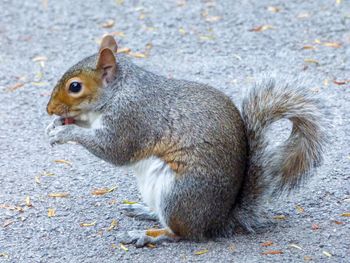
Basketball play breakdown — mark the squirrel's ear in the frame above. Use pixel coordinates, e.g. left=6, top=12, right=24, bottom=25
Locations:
left=99, top=35, right=118, bottom=53
left=97, top=48, right=117, bottom=85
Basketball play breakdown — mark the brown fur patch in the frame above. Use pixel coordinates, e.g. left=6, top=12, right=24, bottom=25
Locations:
left=145, top=228, right=177, bottom=238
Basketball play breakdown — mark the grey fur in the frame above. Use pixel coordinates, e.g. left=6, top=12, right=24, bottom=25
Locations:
left=47, top=52, right=326, bottom=243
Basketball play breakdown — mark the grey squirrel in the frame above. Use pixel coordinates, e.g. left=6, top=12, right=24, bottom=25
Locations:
left=46, top=35, right=326, bottom=247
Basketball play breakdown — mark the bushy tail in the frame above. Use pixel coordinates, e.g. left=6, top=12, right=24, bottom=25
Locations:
left=233, top=78, right=327, bottom=231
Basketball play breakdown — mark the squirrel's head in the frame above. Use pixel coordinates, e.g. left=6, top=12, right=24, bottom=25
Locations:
left=47, top=35, right=118, bottom=117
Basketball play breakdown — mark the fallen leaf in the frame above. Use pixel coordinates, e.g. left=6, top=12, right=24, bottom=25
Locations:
left=31, top=82, right=48, bottom=87
left=304, top=255, right=312, bottom=261
left=109, top=31, right=125, bottom=38
left=0, top=253, right=9, bottom=258
left=35, top=176, right=41, bottom=184
left=205, top=16, right=221, bottom=22
left=120, top=243, right=129, bottom=251
left=130, top=52, right=146, bottom=58
left=107, top=219, right=118, bottom=231
left=311, top=223, right=320, bottom=230
left=48, top=192, right=69, bottom=198
left=122, top=200, right=138, bottom=205
left=273, top=215, right=286, bottom=220
left=333, top=79, right=349, bottom=85
left=302, top=45, right=316, bottom=50
left=249, top=25, right=273, bottom=32
left=194, top=249, right=209, bottom=255
left=146, top=243, right=156, bottom=248
left=3, top=220, right=13, bottom=227
left=267, top=6, right=280, bottom=13
left=48, top=208, right=56, bottom=217
left=323, top=79, right=329, bottom=86
left=115, top=0, right=124, bottom=4
left=25, top=196, right=32, bottom=207
left=341, top=212, right=350, bottom=217
left=32, top=55, right=47, bottom=62
left=323, top=42, right=341, bottom=48
left=261, top=250, right=283, bottom=255
left=177, top=0, right=186, bottom=7
left=101, top=19, right=115, bottom=28
left=80, top=221, right=96, bottom=227
left=54, top=159, right=72, bottom=166
left=323, top=251, right=332, bottom=257
left=91, top=186, right=117, bottom=196
left=333, top=220, right=344, bottom=225
left=289, top=244, right=302, bottom=250
left=41, top=171, right=55, bottom=176
left=261, top=241, right=274, bottom=247
left=199, top=35, right=215, bottom=41
left=336, top=0, right=342, bottom=5
left=314, top=39, right=322, bottom=44
left=304, top=59, right=319, bottom=65
left=0, top=204, right=24, bottom=213
left=295, top=205, right=304, bottom=213
left=117, top=47, right=131, bottom=54
left=179, top=27, right=187, bottom=35
left=5, top=82, right=25, bottom=92
left=228, top=244, right=236, bottom=252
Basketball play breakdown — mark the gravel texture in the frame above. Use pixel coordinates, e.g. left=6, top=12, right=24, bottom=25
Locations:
left=0, top=0, right=349, bottom=262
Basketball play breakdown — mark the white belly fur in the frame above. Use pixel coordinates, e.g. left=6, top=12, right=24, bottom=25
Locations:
left=132, top=157, right=175, bottom=225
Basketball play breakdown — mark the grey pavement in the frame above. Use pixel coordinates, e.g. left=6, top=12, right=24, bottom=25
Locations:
left=0, top=0, right=349, bottom=262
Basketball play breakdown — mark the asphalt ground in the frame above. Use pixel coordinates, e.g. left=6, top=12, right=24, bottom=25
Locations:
left=0, top=0, right=349, bottom=262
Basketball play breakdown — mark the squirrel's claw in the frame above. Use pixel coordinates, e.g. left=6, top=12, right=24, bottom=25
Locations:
left=120, top=204, right=158, bottom=221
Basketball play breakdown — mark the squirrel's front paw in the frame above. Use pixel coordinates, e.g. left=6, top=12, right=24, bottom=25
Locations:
left=48, top=125, right=76, bottom=146
left=45, top=117, right=64, bottom=136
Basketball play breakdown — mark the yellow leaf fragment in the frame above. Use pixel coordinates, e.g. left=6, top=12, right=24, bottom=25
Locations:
left=122, top=200, right=138, bottom=205
left=107, top=219, right=118, bottom=231
left=323, top=42, right=341, bottom=48
left=35, top=176, right=41, bottom=184
left=341, top=212, right=350, bottom=217
left=249, top=25, right=273, bottom=32
left=48, top=192, right=69, bottom=198
left=205, top=16, right=221, bottom=22
left=120, top=243, right=129, bottom=251
left=0, top=253, right=9, bottom=258
left=295, top=205, right=304, bottom=213
left=336, top=0, right=342, bottom=5
left=80, top=221, right=96, bottom=227
left=42, top=171, right=55, bottom=176
left=314, top=39, right=322, bottom=44
left=130, top=52, right=146, bottom=58
left=0, top=204, right=23, bottom=212
left=101, top=19, right=115, bottom=28
left=31, top=82, right=49, bottom=87
left=54, top=159, right=72, bottom=166
left=304, top=256, right=312, bottom=261
left=302, top=45, right=315, bottom=50
left=25, top=196, right=32, bottom=207
left=323, top=79, right=329, bottom=86
left=323, top=251, right=332, bottom=257
left=194, top=249, right=209, bottom=255
left=48, top=208, right=56, bottom=217
left=146, top=243, right=156, bottom=248
left=267, top=6, right=280, bottom=13
left=199, top=35, right=215, bottom=41
left=115, top=0, right=124, bottom=5
left=32, top=55, right=47, bottom=62
left=304, top=59, right=319, bottom=65
left=108, top=31, right=125, bottom=38
left=179, top=27, right=187, bottom=35
left=289, top=243, right=302, bottom=250
left=91, top=186, right=117, bottom=196
left=117, top=47, right=131, bottom=54
left=273, top=215, right=286, bottom=220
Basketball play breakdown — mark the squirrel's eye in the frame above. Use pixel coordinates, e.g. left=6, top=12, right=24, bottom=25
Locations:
left=69, top=82, right=82, bottom=93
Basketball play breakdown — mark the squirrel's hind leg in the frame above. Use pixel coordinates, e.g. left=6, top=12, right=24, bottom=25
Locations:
left=120, top=203, right=158, bottom=221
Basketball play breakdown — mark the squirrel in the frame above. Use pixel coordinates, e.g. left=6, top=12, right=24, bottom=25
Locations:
left=46, top=35, right=327, bottom=247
